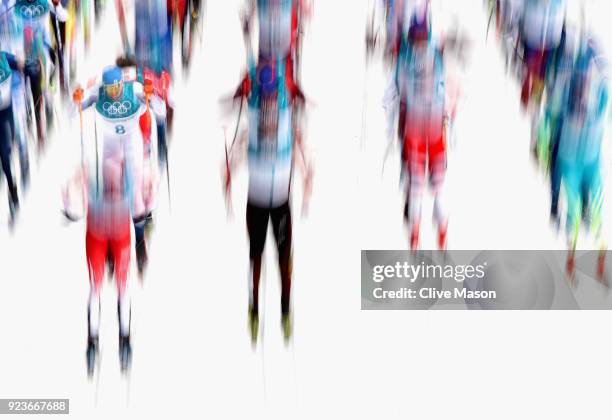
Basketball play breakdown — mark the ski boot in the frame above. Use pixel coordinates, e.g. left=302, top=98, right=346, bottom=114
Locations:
left=581, top=204, right=590, bottom=231
left=410, top=224, right=419, bottom=252
left=8, top=196, right=19, bottom=229
left=566, top=250, right=576, bottom=285
left=550, top=203, right=560, bottom=232
left=19, top=148, right=30, bottom=190
left=248, top=306, right=259, bottom=348
left=136, top=240, right=148, bottom=275
left=597, top=250, right=606, bottom=284
left=86, top=336, right=99, bottom=378
left=281, top=311, right=292, bottom=344
left=107, top=250, right=114, bottom=281
left=438, top=221, right=448, bottom=251
left=119, top=334, right=132, bottom=374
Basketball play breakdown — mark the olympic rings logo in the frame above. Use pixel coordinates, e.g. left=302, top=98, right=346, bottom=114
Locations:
left=102, top=101, right=132, bottom=116
left=20, top=5, right=45, bottom=18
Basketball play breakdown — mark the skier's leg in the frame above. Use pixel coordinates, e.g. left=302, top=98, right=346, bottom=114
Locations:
left=581, top=171, right=591, bottom=224
left=164, top=8, right=174, bottom=74
left=0, top=107, right=19, bottom=213
left=134, top=214, right=148, bottom=274
left=112, top=230, right=131, bottom=338
left=180, top=0, right=189, bottom=65
left=59, top=20, right=67, bottom=93
left=561, top=161, right=581, bottom=251
left=430, top=138, right=448, bottom=250
left=408, top=162, right=425, bottom=250
left=246, top=202, right=269, bottom=316
left=271, top=202, right=293, bottom=316
left=530, top=107, right=540, bottom=154
left=85, top=229, right=106, bottom=376
left=12, top=73, right=29, bottom=188
left=48, top=18, right=59, bottom=86
left=246, top=202, right=269, bottom=344
left=584, top=159, right=604, bottom=249
left=584, top=162, right=606, bottom=280
left=85, top=230, right=107, bottom=340
left=26, top=63, right=44, bottom=147
left=398, top=101, right=406, bottom=149
left=271, top=201, right=293, bottom=340
left=534, top=50, right=547, bottom=103
left=520, top=44, right=532, bottom=108
left=112, top=228, right=132, bottom=371
left=403, top=167, right=411, bottom=223
left=156, top=117, right=167, bottom=162
left=560, top=162, right=580, bottom=278
left=406, top=124, right=425, bottom=250
left=550, top=120, right=561, bottom=221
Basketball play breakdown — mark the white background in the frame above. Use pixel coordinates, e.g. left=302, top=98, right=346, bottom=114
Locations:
left=1, top=0, right=612, bottom=419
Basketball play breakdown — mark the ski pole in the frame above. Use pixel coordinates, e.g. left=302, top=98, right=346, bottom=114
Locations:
left=62, top=86, right=85, bottom=222
left=165, top=138, right=171, bottom=213
left=486, top=1, right=495, bottom=43
left=73, top=87, right=84, bottom=162
left=223, top=128, right=233, bottom=215
left=115, top=0, right=131, bottom=56
left=228, top=95, right=244, bottom=155
left=381, top=137, right=394, bottom=177
left=157, top=77, right=172, bottom=213
left=93, top=101, right=99, bottom=197
left=52, top=4, right=67, bottom=94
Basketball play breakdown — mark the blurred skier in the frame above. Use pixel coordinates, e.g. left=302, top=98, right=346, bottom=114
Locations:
left=0, top=49, right=25, bottom=225
left=555, top=37, right=608, bottom=278
left=1, top=1, right=32, bottom=189
left=134, top=0, right=174, bottom=160
left=384, top=9, right=450, bottom=250
left=518, top=0, right=566, bottom=110
left=115, top=55, right=167, bottom=275
left=242, top=0, right=311, bottom=85
left=535, top=25, right=575, bottom=226
left=48, top=0, right=68, bottom=96
left=13, top=0, right=68, bottom=148
left=65, top=66, right=157, bottom=375
left=492, top=0, right=523, bottom=72
left=367, top=0, right=423, bottom=66
left=171, top=0, right=204, bottom=69
left=223, top=48, right=312, bottom=345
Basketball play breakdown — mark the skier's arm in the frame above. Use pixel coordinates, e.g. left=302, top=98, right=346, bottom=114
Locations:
left=79, top=83, right=99, bottom=110
left=228, top=127, right=248, bottom=172
left=222, top=124, right=248, bottom=202
left=241, top=0, right=256, bottom=38
left=292, top=107, right=313, bottom=212
left=134, top=81, right=166, bottom=123
left=292, top=96, right=311, bottom=176
left=69, top=82, right=97, bottom=125
left=382, top=61, right=400, bottom=144
left=61, top=164, right=87, bottom=222
left=225, top=93, right=252, bottom=191
left=293, top=120, right=310, bottom=177
left=242, top=3, right=257, bottom=70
